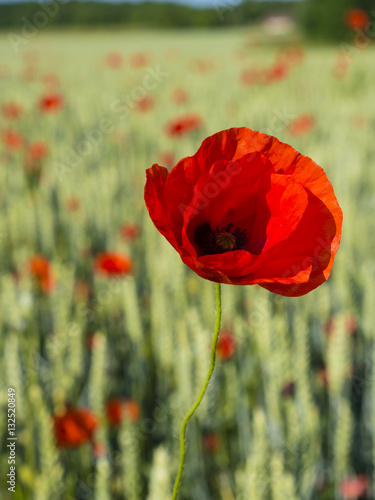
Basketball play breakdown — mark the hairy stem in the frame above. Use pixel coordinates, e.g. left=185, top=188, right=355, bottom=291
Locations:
left=171, top=283, right=222, bottom=499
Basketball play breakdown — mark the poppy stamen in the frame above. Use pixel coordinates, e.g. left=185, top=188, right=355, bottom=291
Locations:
left=215, top=231, right=236, bottom=251
left=194, top=222, right=247, bottom=255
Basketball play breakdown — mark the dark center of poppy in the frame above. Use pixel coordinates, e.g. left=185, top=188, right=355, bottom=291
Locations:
left=193, top=222, right=247, bottom=255
left=215, top=231, right=236, bottom=251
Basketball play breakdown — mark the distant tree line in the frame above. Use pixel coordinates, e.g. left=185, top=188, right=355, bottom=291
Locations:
left=0, top=1, right=301, bottom=30
left=0, top=0, right=373, bottom=42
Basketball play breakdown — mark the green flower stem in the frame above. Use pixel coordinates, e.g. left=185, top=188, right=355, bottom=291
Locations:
left=171, top=283, right=222, bottom=500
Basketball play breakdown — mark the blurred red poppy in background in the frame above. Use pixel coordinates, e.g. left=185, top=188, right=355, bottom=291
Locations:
left=2, top=102, right=23, bottom=119
left=29, top=255, right=55, bottom=294
left=159, top=151, right=175, bottom=168
left=281, top=380, right=295, bottom=398
left=75, top=279, right=91, bottom=301
left=191, top=58, right=214, bottom=73
left=344, top=9, right=370, bottom=29
left=165, top=114, right=203, bottom=137
left=265, top=62, right=289, bottom=84
left=172, top=88, right=189, bottom=105
left=24, top=141, right=49, bottom=184
left=145, top=127, right=342, bottom=297
left=39, top=93, right=64, bottom=113
left=106, top=52, right=124, bottom=69
left=130, top=52, right=149, bottom=68
left=2, top=129, right=24, bottom=151
left=106, top=398, right=140, bottom=426
left=42, top=73, right=60, bottom=89
left=240, top=68, right=262, bottom=86
left=66, top=196, right=81, bottom=212
left=287, top=114, right=315, bottom=136
left=277, top=47, right=305, bottom=67
left=22, top=65, right=37, bottom=82
left=324, top=314, right=357, bottom=337
left=203, top=432, right=221, bottom=452
left=26, top=141, right=49, bottom=162
left=339, top=475, right=370, bottom=499
left=54, top=407, right=97, bottom=448
left=121, top=222, right=141, bottom=241
left=22, top=49, right=38, bottom=64
left=333, top=53, right=350, bottom=79
left=353, top=114, right=369, bottom=130
left=135, top=95, right=154, bottom=113
left=95, top=252, right=132, bottom=276
left=216, top=331, right=237, bottom=361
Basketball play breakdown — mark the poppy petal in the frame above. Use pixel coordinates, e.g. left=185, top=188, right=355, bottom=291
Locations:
left=144, top=164, right=184, bottom=253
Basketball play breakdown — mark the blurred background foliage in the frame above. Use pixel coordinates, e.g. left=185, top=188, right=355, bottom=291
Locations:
left=0, top=0, right=373, bottom=41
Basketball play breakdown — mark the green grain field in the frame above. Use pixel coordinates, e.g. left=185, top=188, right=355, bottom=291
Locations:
left=1, top=28, right=375, bottom=500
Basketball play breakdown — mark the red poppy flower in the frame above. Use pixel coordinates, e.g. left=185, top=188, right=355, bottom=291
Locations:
left=191, top=58, right=214, bottom=73
left=106, top=52, right=124, bottom=69
left=95, top=252, right=132, bottom=277
left=66, top=196, right=81, bottom=212
left=172, top=88, right=189, bottom=105
left=94, top=442, right=106, bottom=458
left=159, top=151, right=175, bottom=168
left=203, top=432, right=221, bottom=452
left=29, top=255, right=55, bottom=293
left=106, top=398, right=140, bottom=426
left=135, top=95, right=154, bottom=113
left=240, top=68, right=262, bottom=86
left=287, top=114, right=315, bottom=136
left=216, top=331, right=237, bottom=361
left=43, top=73, right=60, bottom=89
left=23, top=49, right=38, bottom=64
left=74, top=279, right=91, bottom=301
left=281, top=381, right=295, bottom=398
left=144, top=127, right=342, bottom=297
left=121, top=222, right=141, bottom=241
left=277, top=47, right=305, bottom=68
left=86, top=334, right=98, bottom=350
left=53, top=407, right=97, bottom=448
left=353, top=114, right=369, bottom=130
left=265, top=62, right=289, bottom=84
left=166, top=114, right=203, bottom=137
left=130, top=52, right=149, bottom=68
left=2, top=129, right=24, bottom=151
left=344, top=9, right=370, bottom=29
left=24, top=142, right=48, bottom=181
left=27, top=141, right=49, bottom=161
left=2, top=102, right=23, bottom=119
left=324, top=314, right=357, bottom=337
left=39, top=93, right=63, bottom=113
left=340, top=475, right=370, bottom=499
left=333, top=53, right=350, bottom=80
left=22, top=65, right=37, bottom=82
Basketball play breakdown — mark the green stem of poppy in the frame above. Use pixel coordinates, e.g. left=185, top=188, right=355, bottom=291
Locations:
left=171, top=282, right=222, bottom=500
